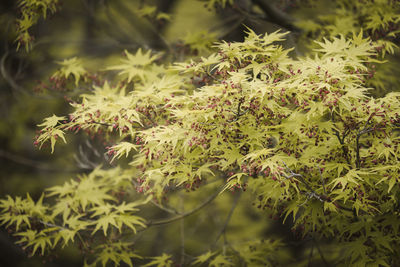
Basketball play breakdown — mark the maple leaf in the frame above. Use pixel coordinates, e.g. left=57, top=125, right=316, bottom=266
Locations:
left=107, top=49, right=160, bottom=82
left=192, top=251, right=217, bottom=265
left=53, top=57, right=86, bottom=85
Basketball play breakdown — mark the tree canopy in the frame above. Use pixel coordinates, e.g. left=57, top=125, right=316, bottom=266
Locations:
left=1, top=0, right=400, bottom=266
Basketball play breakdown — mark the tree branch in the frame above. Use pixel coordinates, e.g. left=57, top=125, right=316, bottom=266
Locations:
left=355, top=118, right=374, bottom=169
left=179, top=193, right=185, bottom=266
left=332, top=127, right=351, bottom=165
left=312, top=237, right=331, bottom=267
left=281, top=161, right=353, bottom=212
left=251, top=0, right=301, bottom=32
left=0, top=149, right=78, bottom=172
left=214, top=191, right=241, bottom=244
left=146, top=186, right=223, bottom=226
left=1, top=52, right=29, bottom=96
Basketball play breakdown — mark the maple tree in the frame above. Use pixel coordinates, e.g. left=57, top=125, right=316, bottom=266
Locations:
left=1, top=0, right=400, bottom=266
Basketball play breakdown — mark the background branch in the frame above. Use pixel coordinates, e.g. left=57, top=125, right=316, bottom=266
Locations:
left=251, top=0, right=300, bottom=32
left=146, top=185, right=223, bottom=226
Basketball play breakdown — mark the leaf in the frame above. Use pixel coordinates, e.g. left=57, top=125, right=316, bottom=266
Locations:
left=209, top=254, right=233, bottom=267
left=91, top=213, right=118, bottom=236
left=37, top=114, right=66, bottom=128
left=31, top=235, right=53, bottom=255
left=107, top=49, right=160, bottom=82
left=53, top=57, right=86, bottom=85
left=115, top=214, right=146, bottom=233
left=194, top=163, right=215, bottom=178
left=387, top=176, right=397, bottom=193
left=283, top=200, right=300, bottom=223
left=143, top=253, right=173, bottom=267
left=54, top=228, right=76, bottom=248
left=95, top=242, right=141, bottom=267
left=241, top=148, right=275, bottom=163
left=192, top=251, right=216, bottom=265
left=111, top=142, right=138, bottom=161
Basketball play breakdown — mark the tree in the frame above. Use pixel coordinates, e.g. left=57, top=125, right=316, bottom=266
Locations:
left=1, top=0, right=400, bottom=266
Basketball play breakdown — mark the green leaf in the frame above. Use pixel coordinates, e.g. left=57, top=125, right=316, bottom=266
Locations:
left=37, top=114, right=66, bottom=128
left=107, top=49, right=160, bottom=82
left=192, top=251, right=216, bottom=265
left=209, top=254, right=233, bottom=267
left=91, top=213, right=118, bottom=236
left=53, top=57, right=86, bottom=85
left=143, top=253, right=173, bottom=267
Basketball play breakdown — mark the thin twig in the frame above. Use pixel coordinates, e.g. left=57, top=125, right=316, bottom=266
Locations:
left=281, top=161, right=353, bottom=212
left=150, top=199, right=181, bottom=215
left=251, top=0, right=301, bottom=32
left=318, top=165, right=327, bottom=195
left=308, top=242, right=314, bottom=267
left=355, top=118, right=374, bottom=169
left=214, top=191, right=241, bottom=244
left=179, top=193, right=185, bottom=266
left=332, top=127, right=351, bottom=165
left=1, top=52, right=28, bottom=96
left=146, top=186, right=223, bottom=226
left=0, top=149, right=78, bottom=172
left=313, top=238, right=330, bottom=267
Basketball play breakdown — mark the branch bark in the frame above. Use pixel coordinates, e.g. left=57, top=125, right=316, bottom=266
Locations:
left=146, top=186, right=223, bottom=226
left=251, top=0, right=301, bottom=32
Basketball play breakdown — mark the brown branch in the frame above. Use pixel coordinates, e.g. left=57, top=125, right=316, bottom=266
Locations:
left=318, top=165, right=327, bottom=195
left=251, top=0, right=301, bottom=32
left=308, top=242, right=314, bottom=267
left=312, top=237, right=331, bottom=267
left=179, top=193, right=185, bottom=266
left=332, top=127, right=352, bottom=166
left=0, top=149, right=78, bottom=172
left=214, top=191, right=241, bottom=245
left=355, top=119, right=374, bottom=169
left=150, top=199, right=180, bottom=215
left=146, top=186, right=223, bottom=226
left=281, top=161, right=353, bottom=212
left=1, top=52, right=29, bottom=96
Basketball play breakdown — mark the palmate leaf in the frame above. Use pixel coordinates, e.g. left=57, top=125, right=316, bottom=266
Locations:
left=194, top=163, right=215, bottom=178
left=36, top=115, right=67, bottom=153
left=182, top=31, right=217, bottom=54
left=143, top=253, right=173, bottom=267
left=209, top=254, right=234, bottom=267
left=0, top=212, right=30, bottom=231
left=37, top=114, right=66, bottom=128
left=219, top=144, right=243, bottom=170
left=236, top=239, right=283, bottom=266
left=47, top=172, right=116, bottom=212
left=53, top=228, right=77, bottom=248
left=107, top=49, right=160, bottom=82
left=90, top=206, right=146, bottom=235
left=283, top=200, right=300, bottom=223
left=0, top=194, right=50, bottom=231
left=192, top=251, right=217, bottom=265
left=15, top=230, right=53, bottom=256
left=115, top=214, right=146, bottom=233
left=14, top=229, right=37, bottom=245
left=91, top=213, right=118, bottom=236
left=53, top=57, right=87, bottom=85
left=111, top=142, right=138, bottom=161
left=330, top=175, right=358, bottom=190
left=241, top=148, right=275, bottom=163
left=88, top=242, right=142, bottom=267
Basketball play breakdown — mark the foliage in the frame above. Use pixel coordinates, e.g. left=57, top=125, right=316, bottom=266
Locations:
left=15, top=0, right=60, bottom=51
left=1, top=0, right=400, bottom=266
